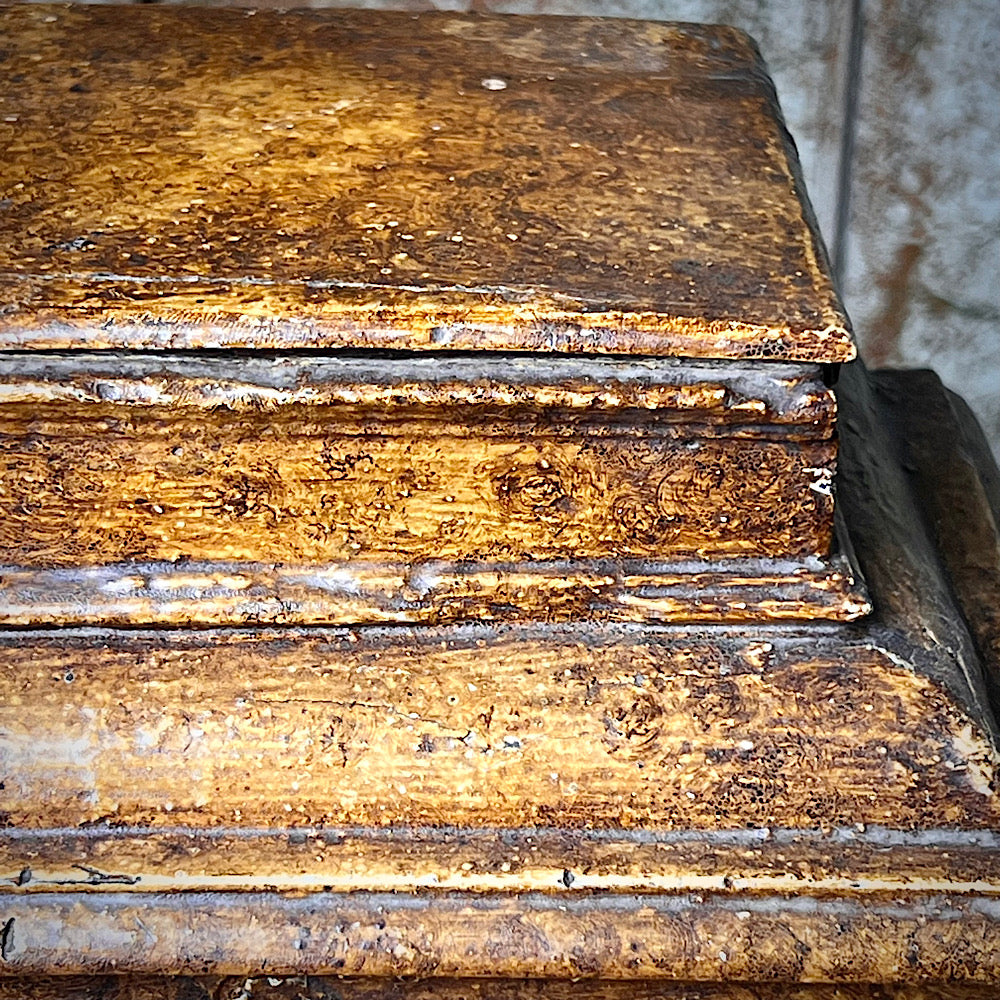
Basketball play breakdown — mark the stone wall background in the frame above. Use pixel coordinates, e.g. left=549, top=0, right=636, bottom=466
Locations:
left=22, top=0, right=1000, bottom=459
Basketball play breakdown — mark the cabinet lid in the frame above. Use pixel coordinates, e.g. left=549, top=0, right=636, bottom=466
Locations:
left=0, top=5, right=853, bottom=361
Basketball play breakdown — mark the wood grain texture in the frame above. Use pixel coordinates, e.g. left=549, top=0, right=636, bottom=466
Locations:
left=1, top=980, right=997, bottom=1000
left=0, top=365, right=998, bottom=982
left=2, top=625, right=997, bottom=833
left=6, top=825, right=1000, bottom=896
left=0, top=5, right=853, bottom=361
left=0, top=352, right=864, bottom=625
left=0, top=556, right=867, bottom=627
left=2, top=884, right=1000, bottom=980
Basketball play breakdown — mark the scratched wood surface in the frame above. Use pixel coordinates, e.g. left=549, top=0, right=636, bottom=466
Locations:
left=0, top=557, right=867, bottom=627
left=1, top=365, right=997, bottom=981
left=0, top=359, right=996, bottom=976
left=0, top=354, right=836, bottom=567
left=7, top=825, right=1000, bottom=896
left=3, top=626, right=997, bottom=832
left=3, top=878, right=1000, bottom=980
left=2, top=625, right=996, bottom=833
left=0, top=4, right=852, bottom=361
left=0, top=352, right=866, bottom=625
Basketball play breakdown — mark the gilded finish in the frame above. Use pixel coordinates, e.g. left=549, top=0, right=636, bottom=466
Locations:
left=3, top=627, right=996, bottom=832
left=6, top=827, right=1000, bottom=897
left=0, top=558, right=866, bottom=627
left=3, top=879, right=1000, bottom=980
left=0, top=5, right=852, bottom=361
left=0, top=354, right=835, bottom=566
left=0, top=981, right=996, bottom=1000
left=1, top=366, right=997, bottom=980
left=0, top=353, right=860, bottom=625
left=0, top=5, right=996, bottom=986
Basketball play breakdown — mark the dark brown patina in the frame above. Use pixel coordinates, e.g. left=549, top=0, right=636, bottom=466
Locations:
left=0, top=5, right=852, bottom=360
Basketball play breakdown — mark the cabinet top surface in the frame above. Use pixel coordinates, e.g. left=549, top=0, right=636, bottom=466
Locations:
left=0, top=5, right=853, bottom=361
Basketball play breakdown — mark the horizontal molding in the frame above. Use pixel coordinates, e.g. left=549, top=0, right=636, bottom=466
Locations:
left=0, top=351, right=833, bottom=429
left=0, top=887, right=996, bottom=979
left=0, top=351, right=839, bottom=593
left=0, top=624, right=991, bottom=833
left=0, top=550, right=868, bottom=626
left=4, top=824, right=1000, bottom=896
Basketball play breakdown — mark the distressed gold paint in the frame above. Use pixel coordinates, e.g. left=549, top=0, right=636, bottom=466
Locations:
left=0, top=980, right=994, bottom=1000
left=2, top=891, right=1000, bottom=981
left=0, top=6, right=853, bottom=360
left=0, top=406, right=833, bottom=566
left=0, top=7, right=995, bottom=991
left=0, top=559, right=867, bottom=627
left=0, top=353, right=858, bottom=625
left=1, top=630, right=996, bottom=832
left=5, top=826, right=1000, bottom=897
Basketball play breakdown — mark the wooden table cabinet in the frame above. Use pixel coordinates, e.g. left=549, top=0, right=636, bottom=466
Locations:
left=0, top=6, right=997, bottom=996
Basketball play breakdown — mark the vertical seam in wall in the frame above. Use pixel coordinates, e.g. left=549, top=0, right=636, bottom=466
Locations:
left=833, top=0, right=864, bottom=288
